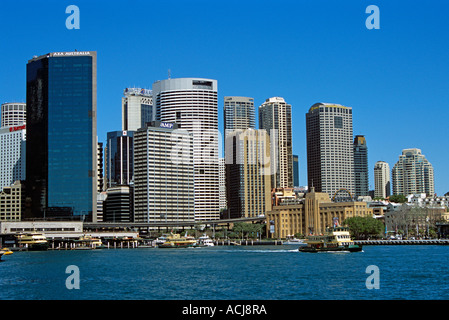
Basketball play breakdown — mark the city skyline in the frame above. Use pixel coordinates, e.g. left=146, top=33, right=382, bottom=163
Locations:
left=1, top=1, right=449, bottom=195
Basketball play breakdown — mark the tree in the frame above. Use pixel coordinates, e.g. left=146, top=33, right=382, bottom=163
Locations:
left=389, top=194, right=407, bottom=203
left=232, top=222, right=264, bottom=239
left=343, top=216, right=385, bottom=239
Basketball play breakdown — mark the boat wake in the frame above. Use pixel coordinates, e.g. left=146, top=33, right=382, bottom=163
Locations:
left=216, top=249, right=299, bottom=253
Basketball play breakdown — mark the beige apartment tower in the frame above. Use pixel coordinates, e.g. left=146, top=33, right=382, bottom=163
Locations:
left=225, top=129, right=272, bottom=218
left=259, top=97, right=293, bottom=189
left=374, top=161, right=390, bottom=199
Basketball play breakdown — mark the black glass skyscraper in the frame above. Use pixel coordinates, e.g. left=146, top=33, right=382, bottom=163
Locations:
left=105, top=130, right=134, bottom=188
left=353, top=135, right=369, bottom=197
left=25, top=51, right=97, bottom=221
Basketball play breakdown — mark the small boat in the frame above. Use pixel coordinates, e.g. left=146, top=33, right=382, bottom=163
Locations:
left=1, top=248, right=13, bottom=255
left=283, top=237, right=307, bottom=246
left=158, top=233, right=198, bottom=248
left=17, top=232, right=49, bottom=251
left=197, top=234, right=215, bottom=247
left=299, top=226, right=362, bottom=253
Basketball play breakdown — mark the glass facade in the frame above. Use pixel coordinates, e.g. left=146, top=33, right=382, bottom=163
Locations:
left=26, top=53, right=96, bottom=221
left=105, top=131, right=134, bottom=188
left=140, top=103, right=152, bottom=129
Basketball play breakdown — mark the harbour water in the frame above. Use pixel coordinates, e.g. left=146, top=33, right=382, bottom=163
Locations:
left=1, top=245, right=448, bottom=300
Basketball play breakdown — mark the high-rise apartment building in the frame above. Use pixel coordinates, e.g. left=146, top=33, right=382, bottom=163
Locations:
left=105, top=130, right=134, bottom=188
left=392, top=148, right=434, bottom=196
left=224, top=96, right=255, bottom=131
left=25, top=51, right=97, bottom=221
left=374, top=161, right=390, bottom=199
left=152, top=78, right=219, bottom=221
left=353, top=135, right=369, bottom=197
left=1, top=102, right=26, bottom=127
left=225, top=129, right=272, bottom=218
left=0, top=125, right=26, bottom=191
left=306, top=103, right=354, bottom=197
left=223, top=96, right=255, bottom=215
left=134, top=121, right=194, bottom=223
left=259, top=97, right=293, bottom=189
left=122, top=88, right=153, bottom=131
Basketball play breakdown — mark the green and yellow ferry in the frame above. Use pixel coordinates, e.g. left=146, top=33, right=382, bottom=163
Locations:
left=157, top=233, right=198, bottom=248
left=299, top=226, right=362, bottom=253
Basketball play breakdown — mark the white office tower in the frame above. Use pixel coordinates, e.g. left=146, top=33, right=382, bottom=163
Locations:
left=392, top=148, right=434, bottom=197
left=1, top=102, right=26, bottom=127
left=374, top=161, right=390, bottom=199
left=0, top=125, right=26, bottom=191
left=122, top=88, right=153, bottom=131
left=153, top=78, right=219, bottom=221
left=134, top=121, right=194, bottom=223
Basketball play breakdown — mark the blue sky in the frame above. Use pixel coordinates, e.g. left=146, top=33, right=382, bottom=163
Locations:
left=1, top=0, right=448, bottom=194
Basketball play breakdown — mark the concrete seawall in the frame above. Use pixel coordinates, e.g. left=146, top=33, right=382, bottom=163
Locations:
left=355, top=239, right=449, bottom=245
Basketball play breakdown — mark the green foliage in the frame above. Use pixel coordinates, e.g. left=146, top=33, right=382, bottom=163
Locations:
left=389, top=194, right=407, bottom=203
left=231, top=222, right=264, bottom=239
left=343, top=216, right=385, bottom=239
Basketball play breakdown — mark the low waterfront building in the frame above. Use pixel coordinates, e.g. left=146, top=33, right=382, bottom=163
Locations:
left=0, top=221, right=140, bottom=249
left=407, top=193, right=449, bottom=208
left=0, top=221, right=83, bottom=234
left=266, top=187, right=373, bottom=238
left=384, top=202, right=449, bottom=237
